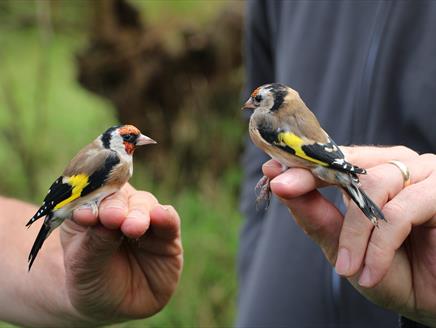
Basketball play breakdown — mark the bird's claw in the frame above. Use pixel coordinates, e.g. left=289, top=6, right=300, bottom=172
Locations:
left=81, top=201, right=99, bottom=217
left=255, top=175, right=271, bottom=211
left=91, top=202, right=99, bottom=217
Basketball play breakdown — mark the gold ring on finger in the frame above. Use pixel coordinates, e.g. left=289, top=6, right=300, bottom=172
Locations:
left=388, top=160, right=411, bottom=188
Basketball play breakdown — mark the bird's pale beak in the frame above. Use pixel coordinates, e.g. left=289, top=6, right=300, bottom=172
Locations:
left=136, top=134, right=157, bottom=146
left=242, top=98, right=256, bottom=110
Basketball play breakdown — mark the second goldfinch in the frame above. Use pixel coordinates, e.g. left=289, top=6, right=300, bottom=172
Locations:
left=26, top=124, right=156, bottom=270
left=242, top=83, right=384, bottom=225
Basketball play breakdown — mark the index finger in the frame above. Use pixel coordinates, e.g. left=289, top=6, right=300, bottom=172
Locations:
left=342, top=146, right=419, bottom=169
left=263, top=159, right=327, bottom=198
left=149, top=205, right=181, bottom=240
left=72, top=185, right=135, bottom=226
left=120, top=191, right=158, bottom=239
left=98, top=190, right=129, bottom=229
left=265, top=145, right=419, bottom=204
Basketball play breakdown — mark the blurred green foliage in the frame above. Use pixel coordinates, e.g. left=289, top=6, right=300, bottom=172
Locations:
left=133, top=0, right=226, bottom=24
left=0, top=0, right=243, bottom=327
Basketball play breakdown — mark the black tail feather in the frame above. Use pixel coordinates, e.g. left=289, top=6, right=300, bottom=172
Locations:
left=28, top=221, right=52, bottom=271
left=26, top=217, right=36, bottom=228
left=344, top=181, right=385, bottom=225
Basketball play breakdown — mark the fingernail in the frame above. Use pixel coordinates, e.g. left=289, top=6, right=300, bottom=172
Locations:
left=335, top=247, right=351, bottom=275
left=127, top=209, right=145, bottom=220
left=271, top=175, right=292, bottom=187
left=264, top=161, right=280, bottom=168
left=358, top=267, right=372, bottom=287
left=157, top=204, right=170, bottom=212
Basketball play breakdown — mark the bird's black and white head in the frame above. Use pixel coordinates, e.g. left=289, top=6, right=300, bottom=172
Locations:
left=242, top=83, right=292, bottom=114
left=101, top=124, right=156, bottom=157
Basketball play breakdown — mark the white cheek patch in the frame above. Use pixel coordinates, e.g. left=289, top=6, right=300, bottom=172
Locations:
left=109, top=132, right=134, bottom=164
left=110, top=134, right=126, bottom=154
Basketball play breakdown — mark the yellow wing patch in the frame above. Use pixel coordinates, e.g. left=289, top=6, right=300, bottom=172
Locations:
left=277, top=132, right=328, bottom=166
left=54, top=174, right=89, bottom=209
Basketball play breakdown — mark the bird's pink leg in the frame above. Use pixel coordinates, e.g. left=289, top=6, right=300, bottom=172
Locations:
left=255, top=175, right=271, bottom=210
left=255, top=164, right=287, bottom=210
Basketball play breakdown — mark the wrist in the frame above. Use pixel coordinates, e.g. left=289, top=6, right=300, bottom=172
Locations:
left=0, top=197, right=96, bottom=327
left=22, top=235, right=89, bottom=327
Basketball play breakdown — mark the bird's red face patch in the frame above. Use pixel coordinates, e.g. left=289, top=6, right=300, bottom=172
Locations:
left=123, top=141, right=135, bottom=154
left=119, top=125, right=141, bottom=155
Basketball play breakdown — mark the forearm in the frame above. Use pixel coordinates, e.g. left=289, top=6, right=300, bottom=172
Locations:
left=0, top=196, right=82, bottom=327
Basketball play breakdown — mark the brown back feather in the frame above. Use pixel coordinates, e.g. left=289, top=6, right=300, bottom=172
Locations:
left=280, top=88, right=328, bottom=143
left=63, top=140, right=114, bottom=176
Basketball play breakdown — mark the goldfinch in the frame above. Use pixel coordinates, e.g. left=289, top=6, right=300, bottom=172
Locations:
left=26, top=124, right=156, bottom=270
left=242, top=83, right=384, bottom=225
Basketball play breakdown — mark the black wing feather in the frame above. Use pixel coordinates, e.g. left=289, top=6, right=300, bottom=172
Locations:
left=81, top=153, right=120, bottom=195
left=26, top=152, right=121, bottom=227
left=26, top=177, right=73, bottom=226
left=302, top=139, right=366, bottom=174
left=302, top=143, right=342, bottom=164
left=258, top=122, right=366, bottom=175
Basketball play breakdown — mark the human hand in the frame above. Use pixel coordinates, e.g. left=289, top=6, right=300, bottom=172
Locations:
left=263, top=146, right=436, bottom=326
left=61, top=183, right=183, bottom=324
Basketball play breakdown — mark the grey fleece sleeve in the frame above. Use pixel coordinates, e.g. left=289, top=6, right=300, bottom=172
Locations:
left=237, top=0, right=274, bottom=292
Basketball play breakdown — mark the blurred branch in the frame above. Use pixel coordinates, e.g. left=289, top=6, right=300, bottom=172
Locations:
left=34, top=0, right=53, bottom=131
left=0, top=0, right=54, bottom=199
left=0, top=80, right=39, bottom=198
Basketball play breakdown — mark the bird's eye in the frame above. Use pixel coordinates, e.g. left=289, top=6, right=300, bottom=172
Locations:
left=122, top=134, right=136, bottom=143
left=254, top=95, right=263, bottom=103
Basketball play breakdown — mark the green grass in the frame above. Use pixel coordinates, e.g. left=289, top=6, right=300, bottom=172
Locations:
left=0, top=2, right=241, bottom=327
